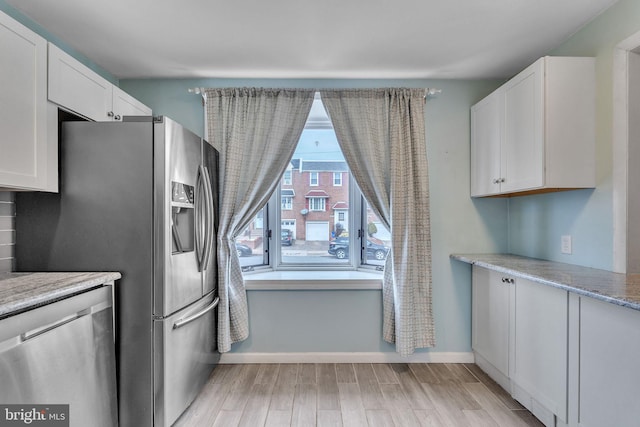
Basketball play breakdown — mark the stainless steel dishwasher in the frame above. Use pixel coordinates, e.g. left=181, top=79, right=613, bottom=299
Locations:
left=0, top=286, right=118, bottom=427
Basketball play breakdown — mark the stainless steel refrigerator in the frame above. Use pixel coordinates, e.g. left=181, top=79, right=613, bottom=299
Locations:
left=15, top=116, right=220, bottom=427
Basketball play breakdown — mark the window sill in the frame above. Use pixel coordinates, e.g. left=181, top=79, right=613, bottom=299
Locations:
left=243, top=270, right=383, bottom=290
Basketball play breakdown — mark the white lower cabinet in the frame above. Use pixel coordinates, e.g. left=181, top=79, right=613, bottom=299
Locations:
left=471, top=266, right=510, bottom=388
left=578, top=297, right=640, bottom=427
left=470, top=261, right=640, bottom=426
left=472, top=266, right=569, bottom=427
left=511, top=278, right=568, bottom=426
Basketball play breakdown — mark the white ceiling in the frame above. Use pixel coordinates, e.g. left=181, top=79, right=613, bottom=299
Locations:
left=8, top=0, right=618, bottom=80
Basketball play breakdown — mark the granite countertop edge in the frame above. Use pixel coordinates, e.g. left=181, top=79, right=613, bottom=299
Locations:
left=450, top=253, right=640, bottom=311
left=0, top=272, right=122, bottom=319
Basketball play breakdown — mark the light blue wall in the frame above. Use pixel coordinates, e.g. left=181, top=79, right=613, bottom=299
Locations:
left=508, top=0, right=640, bottom=271
left=121, top=78, right=507, bottom=354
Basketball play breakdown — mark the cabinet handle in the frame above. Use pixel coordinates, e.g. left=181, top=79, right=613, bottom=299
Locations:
left=114, top=114, right=121, bottom=120
left=107, top=111, right=114, bottom=117
left=501, top=277, right=515, bottom=284
left=500, top=178, right=506, bottom=183
left=493, top=179, right=499, bottom=184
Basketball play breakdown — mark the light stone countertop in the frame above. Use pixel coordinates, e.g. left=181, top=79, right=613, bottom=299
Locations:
left=0, top=272, right=122, bottom=319
left=450, top=253, right=640, bottom=311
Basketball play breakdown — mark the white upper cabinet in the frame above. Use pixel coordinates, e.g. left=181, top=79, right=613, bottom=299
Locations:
left=502, top=60, right=544, bottom=193
left=48, top=43, right=150, bottom=121
left=0, top=11, right=54, bottom=191
left=48, top=43, right=112, bottom=121
left=112, top=86, right=152, bottom=119
left=470, top=90, right=502, bottom=197
left=471, top=56, right=595, bottom=197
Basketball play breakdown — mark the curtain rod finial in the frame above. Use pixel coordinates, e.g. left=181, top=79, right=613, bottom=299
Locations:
left=425, top=88, right=442, bottom=98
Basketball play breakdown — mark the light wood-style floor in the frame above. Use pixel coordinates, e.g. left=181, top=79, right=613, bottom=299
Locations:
left=174, top=363, right=544, bottom=427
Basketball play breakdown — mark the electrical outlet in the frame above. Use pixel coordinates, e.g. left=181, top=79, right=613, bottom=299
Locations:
left=561, top=235, right=572, bottom=254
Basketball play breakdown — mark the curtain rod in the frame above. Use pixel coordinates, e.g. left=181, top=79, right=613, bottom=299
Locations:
left=188, top=87, right=442, bottom=98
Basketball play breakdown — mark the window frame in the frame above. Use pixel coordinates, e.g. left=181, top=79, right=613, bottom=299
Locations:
left=308, top=197, right=326, bottom=212
left=309, top=172, right=319, bottom=186
left=238, top=92, right=386, bottom=276
left=281, top=196, right=293, bottom=210
left=333, top=172, right=342, bottom=186
left=283, top=170, right=292, bottom=185
left=240, top=184, right=385, bottom=274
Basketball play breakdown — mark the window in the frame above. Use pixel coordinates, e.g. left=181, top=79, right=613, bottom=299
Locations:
left=281, top=197, right=292, bottom=210
left=234, top=206, right=268, bottom=270
left=283, top=170, right=292, bottom=185
left=309, top=197, right=326, bottom=211
left=237, top=92, right=387, bottom=272
left=361, top=201, right=390, bottom=268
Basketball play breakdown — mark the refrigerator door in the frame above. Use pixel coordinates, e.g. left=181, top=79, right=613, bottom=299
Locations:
left=202, top=140, right=219, bottom=296
left=153, top=292, right=219, bottom=427
left=154, top=117, right=204, bottom=317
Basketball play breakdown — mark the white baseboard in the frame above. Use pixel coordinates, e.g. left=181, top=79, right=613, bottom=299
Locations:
left=219, top=351, right=474, bottom=364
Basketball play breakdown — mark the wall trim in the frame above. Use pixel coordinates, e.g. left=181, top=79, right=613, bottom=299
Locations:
left=613, top=30, right=640, bottom=273
left=219, top=351, right=475, bottom=364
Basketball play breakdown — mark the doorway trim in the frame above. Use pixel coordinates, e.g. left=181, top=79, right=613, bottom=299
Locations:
left=613, top=30, right=640, bottom=273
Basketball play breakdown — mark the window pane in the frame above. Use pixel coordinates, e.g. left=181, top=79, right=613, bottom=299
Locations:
left=281, top=196, right=292, bottom=210
left=235, top=206, right=268, bottom=269
left=280, top=95, right=350, bottom=266
left=283, top=170, right=292, bottom=185
left=362, top=201, right=390, bottom=267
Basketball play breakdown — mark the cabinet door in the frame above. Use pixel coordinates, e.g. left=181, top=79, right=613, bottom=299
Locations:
left=502, top=59, right=544, bottom=193
left=471, top=90, right=502, bottom=197
left=112, top=86, right=152, bottom=120
left=0, top=12, right=48, bottom=190
left=579, top=297, right=640, bottom=427
left=48, top=43, right=113, bottom=121
left=511, top=278, right=568, bottom=422
left=472, top=266, right=510, bottom=377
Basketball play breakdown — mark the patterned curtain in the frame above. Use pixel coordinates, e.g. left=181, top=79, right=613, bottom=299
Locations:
left=320, top=88, right=435, bottom=356
left=204, top=88, right=315, bottom=352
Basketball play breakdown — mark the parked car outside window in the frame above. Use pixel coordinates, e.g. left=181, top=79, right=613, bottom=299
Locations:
left=235, top=243, right=253, bottom=257
left=328, top=237, right=388, bottom=260
left=281, top=229, right=294, bottom=246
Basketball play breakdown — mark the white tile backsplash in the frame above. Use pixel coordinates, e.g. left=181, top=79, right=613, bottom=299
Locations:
left=0, top=192, right=15, bottom=272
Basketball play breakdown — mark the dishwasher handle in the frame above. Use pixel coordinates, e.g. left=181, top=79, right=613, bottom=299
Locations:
left=20, top=300, right=110, bottom=342
left=21, top=312, right=83, bottom=341
left=173, top=297, right=219, bottom=330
